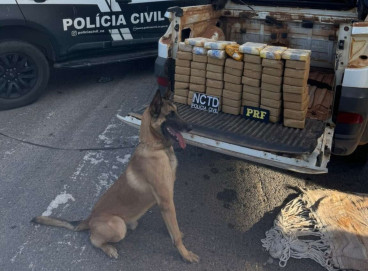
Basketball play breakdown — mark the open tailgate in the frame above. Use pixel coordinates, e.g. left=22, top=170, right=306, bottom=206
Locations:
left=117, top=105, right=333, bottom=174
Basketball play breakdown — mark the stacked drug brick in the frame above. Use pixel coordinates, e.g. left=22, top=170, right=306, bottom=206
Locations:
left=205, top=41, right=233, bottom=107
left=239, top=42, right=267, bottom=112
left=222, top=58, right=243, bottom=115
left=187, top=38, right=210, bottom=105
left=282, top=49, right=311, bottom=129
left=174, top=42, right=193, bottom=104
left=259, top=46, right=287, bottom=123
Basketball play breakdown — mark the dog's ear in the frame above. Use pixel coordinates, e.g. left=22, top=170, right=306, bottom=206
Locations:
left=149, top=89, right=163, bottom=117
left=164, top=88, right=173, bottom=100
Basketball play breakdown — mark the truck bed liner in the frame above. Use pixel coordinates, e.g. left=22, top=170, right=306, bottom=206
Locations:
left=134, top=103, right=326, bottom=155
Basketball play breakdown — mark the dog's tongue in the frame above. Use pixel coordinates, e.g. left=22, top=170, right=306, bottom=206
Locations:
left=175, top=131, right=186, bottom=149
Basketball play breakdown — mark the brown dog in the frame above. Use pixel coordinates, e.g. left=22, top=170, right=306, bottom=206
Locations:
left=32, top=90, right=198, bottom=263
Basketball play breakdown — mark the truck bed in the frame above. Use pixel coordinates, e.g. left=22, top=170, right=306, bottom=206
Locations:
left=132, top=103, right=326, bottom=156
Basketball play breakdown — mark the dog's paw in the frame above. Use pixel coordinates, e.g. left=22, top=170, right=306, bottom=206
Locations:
left=182, top=250, right=200, bottom=263
left=103, top=245, right=119, bottom=259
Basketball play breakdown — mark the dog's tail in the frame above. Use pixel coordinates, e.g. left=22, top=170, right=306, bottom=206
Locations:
left=31, top=216, right=89, bottom=232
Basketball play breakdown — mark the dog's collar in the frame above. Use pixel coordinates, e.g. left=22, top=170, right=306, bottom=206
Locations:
left=138, top=141, right=172, bottom=150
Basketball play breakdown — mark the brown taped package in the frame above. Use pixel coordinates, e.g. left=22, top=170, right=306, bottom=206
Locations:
left=260, top=105, right=281, bottom=116
left=176, top=51, right=192, bottom=61
left=191, top=61, right=206, bottom=70
left=262, top=67, right=283, bottom=77
left=269, top=115, right=280, bottom=123
left=284, top=108, right=307, bottom=121
left=225, top=58, right=244, bottom=70
left=222, top=89, right=242, bottom=100
left=207, top=57, right=225, bottom=66
left=175, top=74, right=190, bottom=82
left=261, top=82, right=282, bottom=92
left=225, top=82, right=242, bottom=93
left=206, top=71, right=223, bottom=80
left=193, top=54, right=207, bottom=63
left=175, top=88, right=189, bottom=97
left=222, top=105, right=240, bottom=115
left=261, top=89, right=282, bottom=100
left=243, top=63, right=262, bottom=72
left=244, top=54, right=262, bottom=64
left=285, top=59, right=310, bottom=70
left=189, top=83, right=205, bottom=93
left=283, top=76, right=308, bottom=87
left=284, top=118, right=305, bottom=129
left=206, top=87, right=223, bottom=96
left=284, top=68, right=309, bottom=80
left=175, top=81, right=189, bottom=89
left=283, top=88, right=308, bottom=102
left=176, top=66, right=190, bottom=76
left=190, top=68, right=205, bottom=77
left=223, top=98, right=241, bottom=107
left=242, top=76, right=260, bottom=87
left=262, top=59, right=284, bottom=69
left=187, top=90, right=195, bottom=105
left=243, top=69, right=262, bottom=80
left=243, top=85, right=261, bottom=95
left=284, top=96, right=309, bottom=110
left=190, top=76, right=206, bottom=85
left=261, top=97, right=282, bottom=108
left=242, top=100, right=260, bottom=108
left=176, top=59, right=191, bottom=68
left=174, top=95, right=187, bottom=104
left=225, top=66, right=243, bottom=77
left=188, top=90, right=194, bottom=100
left=243, top=92, right=260, bottom=103
left=261, top=74, right=283, bottom=85
left=207, top=79, right=223, bottom=89
left=207, top=63, right=224, bottom=73
left=224, top=73, right=242, bottom=84
left=283, top=84, right=308, bottom=94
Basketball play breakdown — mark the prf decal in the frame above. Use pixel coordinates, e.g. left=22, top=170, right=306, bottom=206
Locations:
left=243, top=106, right=270, bottom=123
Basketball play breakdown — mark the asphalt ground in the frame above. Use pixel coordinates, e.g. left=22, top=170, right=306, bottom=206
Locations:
left=1, top=59, right=367, bottom=271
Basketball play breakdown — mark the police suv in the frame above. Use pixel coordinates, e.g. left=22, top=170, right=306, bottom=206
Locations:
left=0, top=0, right=212, bottom=110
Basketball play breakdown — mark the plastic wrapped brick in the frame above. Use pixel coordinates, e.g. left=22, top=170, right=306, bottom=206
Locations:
left=192, top=46, right=208, bottom=55
left=207, top=49, right=226, bottom=59
left=260, top=46, right=288, bottom=60
left=282, top=48, right=311, bottom=61
left=204, top=41, right=237, bottom=50
left=178, top=42, right=193, bottom=52
left=225, top=44, right=243, bottom=61
left=239, top=42, right=267, bottom=55
left=185, top=37, right=215, bottom=47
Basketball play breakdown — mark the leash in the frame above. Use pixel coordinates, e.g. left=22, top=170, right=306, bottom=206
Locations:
left=0, top=132, right=137, bottom=151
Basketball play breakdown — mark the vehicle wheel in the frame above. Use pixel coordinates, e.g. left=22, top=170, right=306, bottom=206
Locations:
left=0, top=41, right=49, bottom=110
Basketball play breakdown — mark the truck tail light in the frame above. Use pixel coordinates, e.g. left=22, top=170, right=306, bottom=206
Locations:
left=337, top=112, right=364, bottom=124
left=157, top=76, right=169, bottom=87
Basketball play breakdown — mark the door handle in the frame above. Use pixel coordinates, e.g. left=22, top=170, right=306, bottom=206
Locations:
left=116, top=0, right=131, bottom=3
left=34, top=0, right=46, bottom=2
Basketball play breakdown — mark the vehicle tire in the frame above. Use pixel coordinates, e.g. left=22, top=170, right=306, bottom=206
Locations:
left=0, top=40, right=50, bottom=110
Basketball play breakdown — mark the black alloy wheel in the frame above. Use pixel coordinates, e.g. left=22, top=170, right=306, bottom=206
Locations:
left=0, top=53, right=38, bottom=99
left=0, top=41, right=49, bottom=110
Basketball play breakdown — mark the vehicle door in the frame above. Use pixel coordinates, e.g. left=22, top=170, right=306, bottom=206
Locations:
left=17, top=0, right=114, bottom=59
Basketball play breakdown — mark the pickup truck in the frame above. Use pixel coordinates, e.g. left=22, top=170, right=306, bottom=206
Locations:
left=120, top=0, right=368, bottom=174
